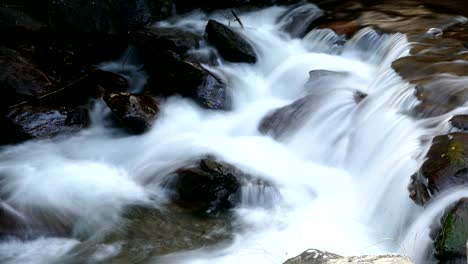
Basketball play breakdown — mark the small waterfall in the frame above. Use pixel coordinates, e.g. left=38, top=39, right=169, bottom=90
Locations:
left=0, top=4, right=465, bottom=264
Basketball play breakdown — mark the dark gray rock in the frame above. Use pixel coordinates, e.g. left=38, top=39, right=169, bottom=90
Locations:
left=259, top=95, right=315, bottom=140
left=5, top=105, right=89, bottom=140
left=104, top=92, right=159, bottom=134
left=164, top=158, right=244, bottom=215
left=132, top=26, right=202, bottom=55
left=143, top=50, right=231, bottom=110
left=205, top=19, right=257, bottom=64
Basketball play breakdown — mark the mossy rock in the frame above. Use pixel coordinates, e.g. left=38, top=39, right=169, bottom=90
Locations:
left=434, top=198, right=468, bottom=261
left=409, top=133, right=468, bottom=205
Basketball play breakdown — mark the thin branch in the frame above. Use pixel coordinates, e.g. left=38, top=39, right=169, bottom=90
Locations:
left=231, top=10, right=244, bottom=29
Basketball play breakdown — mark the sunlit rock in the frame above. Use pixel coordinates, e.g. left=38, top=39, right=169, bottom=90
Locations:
left=283, top=249, right=413, bottom=264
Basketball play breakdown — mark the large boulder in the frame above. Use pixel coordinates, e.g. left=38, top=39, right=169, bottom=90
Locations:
left=164, top=158, right=243, bottom=215
left=205, top=19, right=257, bottom=64
left=132, top=26, right=202, bottom=55
left=409, top=133, right=468, bottom=205
left=163, top=156, right=275, bottom=214
left=434, top=198, right=468, bottom=262
left=283, top=249, right=413, bottom=264
left=141, top=50, right=231, bottom=110
left=279, top=3, right=324, bottom=38
left=104, top=92, right=159, bottom=134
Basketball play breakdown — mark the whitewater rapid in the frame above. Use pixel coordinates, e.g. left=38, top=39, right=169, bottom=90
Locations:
left=0, top=5, right=464, bottom=264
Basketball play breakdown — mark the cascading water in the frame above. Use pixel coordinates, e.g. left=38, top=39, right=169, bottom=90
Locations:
left=0, top=5, right=465, bottom=264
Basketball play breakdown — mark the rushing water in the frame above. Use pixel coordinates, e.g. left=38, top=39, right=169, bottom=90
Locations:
left=0, top=5, right=466, bottom=264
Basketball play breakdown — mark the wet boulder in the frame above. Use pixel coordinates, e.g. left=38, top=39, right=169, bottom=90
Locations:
left=259, top=95, right=315, bottom=140
left=164, top=158, right=244, bottom=215
left=162, top=157, right=277, bottom=215
left=4, top=105, right=89, bottom=140
left=279, top=3, right=324, bottom=38
left=434, top=198, right=468, bottom=262
left=132, top=26, right=202, bottom=55
left=0, top=47, right=56, bottom=107
left=143, top=51, right=231, bottom=110
left=205, top=19, right=257, bottom=64
left=409, top=133, right=468, bottom=205
left=104, top=92, right=159, bottom=134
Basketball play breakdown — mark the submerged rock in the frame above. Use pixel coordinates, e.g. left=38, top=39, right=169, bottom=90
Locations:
left=259, top=95, right=315, bottom=140
left=205, top=19, right=257, bottom=64
left=104, top=92, right=159, bottom=134
left=409, top=133, right=468, bottom=205
left=434, top=198, right=468, bottom=262
left=279, top=3, right=324, bottom=38
left=86, top=204, right=233, bottom=263
left=283, top=249, right=413, bottom=264
left=0, top=201, right=73, bottom=239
